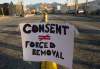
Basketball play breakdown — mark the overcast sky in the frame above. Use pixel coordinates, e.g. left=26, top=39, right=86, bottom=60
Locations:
left=0, top=0, right=94, bottom=5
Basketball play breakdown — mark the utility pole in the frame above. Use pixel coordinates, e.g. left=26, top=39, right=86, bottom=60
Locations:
left=85, top=0, right=88, bottom=15
left=75, top=0, right=78, bottom=15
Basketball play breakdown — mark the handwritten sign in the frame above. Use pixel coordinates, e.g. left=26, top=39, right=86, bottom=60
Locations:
left=19, top=23, right=75, bottom=69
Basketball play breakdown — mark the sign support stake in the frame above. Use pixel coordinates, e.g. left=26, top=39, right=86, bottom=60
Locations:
left=40, top=10, right=58, bottom=69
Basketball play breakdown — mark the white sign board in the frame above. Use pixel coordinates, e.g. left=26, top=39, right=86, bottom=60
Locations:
left=19, top=23, right=74, bottom=69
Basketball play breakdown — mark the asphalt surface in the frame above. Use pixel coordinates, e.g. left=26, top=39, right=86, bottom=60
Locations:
left=0, top=15, right=100, bottom=69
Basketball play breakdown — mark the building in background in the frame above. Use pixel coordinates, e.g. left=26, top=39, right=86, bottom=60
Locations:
left=0, top=3, right=9, bottom=15
left=50, top=2, right=62, bottom=14
left=26, top=2, right=62, bottom=14
left=61, top=4, right=68, bottom=14
left=66, top=0, right=100, bottom=15
left=9, top=2, right=16, bottom=16
left=32, top=2, right=62, bottom=14
left=67, top=0, right=76, bottom=10
left=0, top=2, right=20, bottom=16
left=86, top=0, right=100, bottom=14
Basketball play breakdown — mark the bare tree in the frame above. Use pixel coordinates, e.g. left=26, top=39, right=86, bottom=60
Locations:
left=16, top=0, right=24, bottom=17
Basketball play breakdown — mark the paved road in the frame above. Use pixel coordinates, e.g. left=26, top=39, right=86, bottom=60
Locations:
left=0, top=15, right=100, bottom=69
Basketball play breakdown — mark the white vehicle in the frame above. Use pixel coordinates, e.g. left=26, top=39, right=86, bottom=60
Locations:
left=78, top=9, right=85, bottom=14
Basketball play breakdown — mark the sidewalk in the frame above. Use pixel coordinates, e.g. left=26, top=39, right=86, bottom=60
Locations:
left=0, top=16, right=21, bottom=21
left=68, top=14, right=99, bottom=18
left=87, top=15, right=100, bottom=19
left=75, top=15, right=100, bottom=22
